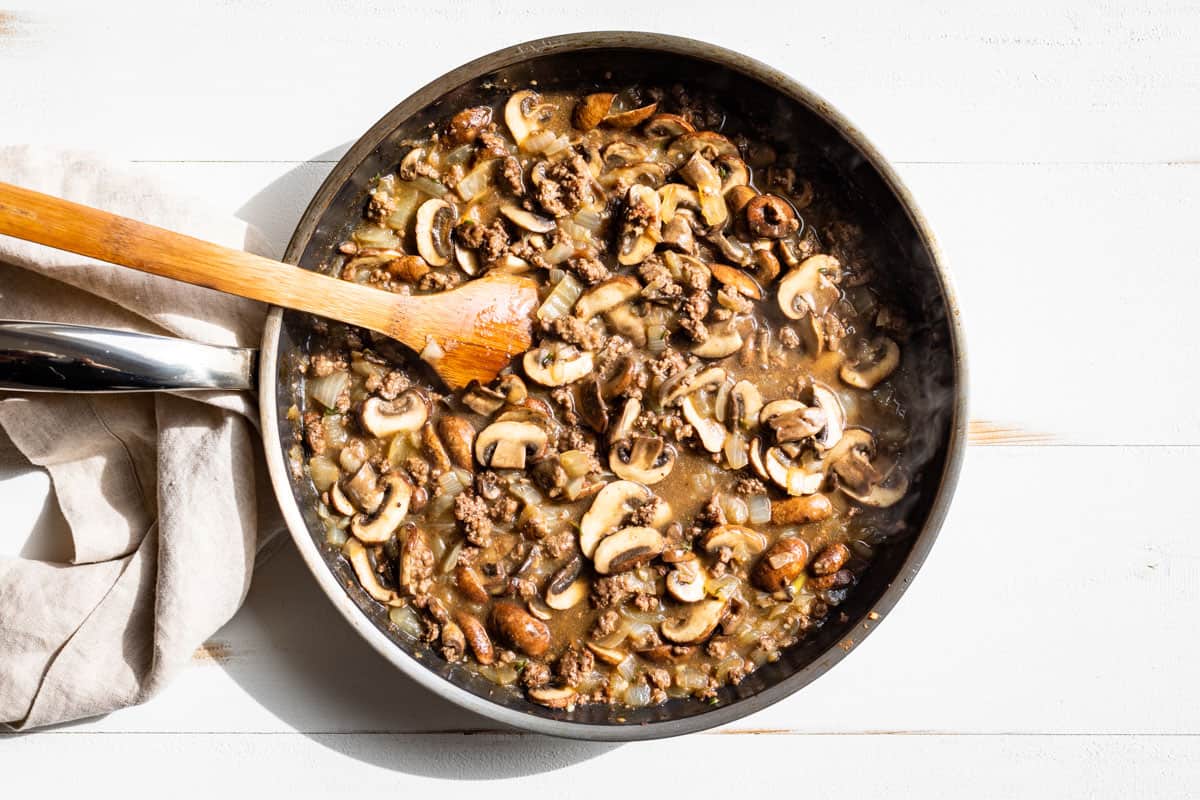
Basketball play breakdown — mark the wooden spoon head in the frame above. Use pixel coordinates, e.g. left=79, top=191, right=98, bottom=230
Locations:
left=386, top=272, right=539, bottom=390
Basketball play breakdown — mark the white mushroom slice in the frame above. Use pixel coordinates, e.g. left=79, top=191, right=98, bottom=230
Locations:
left=797, top=313, right=825, bottom=356
left=414, top=198, right=456, bottom=267
left=609, top=436, right=676, bottom=485
left=523, top=343, right=595, bottom=386
left=716, top=155, right=750, bottom=194
left=677, top=152, right=728, bottom=227
left=500, top=204, right=556, bottom=233
left=359, top=392, right=429, bottom=438
left=603, top=304, right=648, bottom=347
left=586, top=641, right=628, bottom=665
left=700, top=524, right=768, bottom=559
left=343, top=538, right=398, bottom=604
left=841, top=467, right=910, bottom=508
left=617, top=184, right=661, bottom=266
left=840, top=336, right=901, bottom=390
left=545, top=555, right=589, bottom=609
left=691, top=321, right=744, bottom=359
left=707, top=228, right=754, bottom=266
left=666, top=561, right=708, bottom=603
left=505, top=89, right=551, bottom=148
left=749, top=436, right=769, bottom=481
left=730, top=381, right=764, bottom=431
left=329, top=481, right=356, bottom=516
left=454, top=243, right=479, bottom=276
left=759, top=399, right=807, bottom=427
left=666, top=131, right=739, bottom=165
left=579, top=480, right=665, bottom=557
left=662, top=366, right=728, bottom=406
left=592, top=526, right=664, bottom=575
left=811, top=382, right=846, bottom=450
left=680, top=395, right=728, bottom=453
left=350, top=474, right=412, bottom=543
left=777, top=254, right=842, bottom=319
left=661, top=599, right=726, bottom=645
left=658, top=183, right=701, bottom=224
left=608, top=396, right=642, bottom=444
left=574, top=275, right=640, bottom=321
left=474, top=420, right=548, bottom=469
left=765, top=446, right=825, bottom=496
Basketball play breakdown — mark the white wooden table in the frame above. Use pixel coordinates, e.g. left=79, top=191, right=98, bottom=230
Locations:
left=3, top=1, right=1198, bottom=795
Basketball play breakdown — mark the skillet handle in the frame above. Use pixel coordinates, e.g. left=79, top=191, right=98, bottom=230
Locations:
left=0, top=321, right=256, bottom=392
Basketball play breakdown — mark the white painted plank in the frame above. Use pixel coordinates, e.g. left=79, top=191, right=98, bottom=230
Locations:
left=33, top=445, right=1199, bottom=735
left=2, top=731, right=1198, bottom=798
left=1, top=1, right=1197, bottom=163
left=124, top=158, right=1200, bottom=445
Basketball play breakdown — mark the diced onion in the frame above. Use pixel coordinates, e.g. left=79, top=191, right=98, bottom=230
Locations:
left=456, top=160, right=494, bottom=201
left=325, top=523, right=348, bottom=547
left=719, top=493, right=749, bottom=525
left=437, top=469, right=468, bottom=498
left=616, top=655, right=638, bottom=681
left=508, top=481, right=543, bottom=507
left=558, top=219, right=593, bottom=245
left=420, top=336, right=445, bottom=364
left=542, top=134, right=572, bottom=156
left=706, top=573, right=741, bottom=601
left=675, top=665, right=709, bottom=692
left=560, top=449, right=592, bottom=478
left=522, top=129, right=556, bottom=154
left=624, top=682, right=652, bottom=707
left=542, top=238, right=575, bottom=265
left=440, top=540, right=463, bottom=574
left=407, top=176, right=449, bottom=199
left=443, top=144, right=474, bottom=166
left=724, top=430, right=749, bottom=470
left=572, top=207, right=604, bottom=233
left=716, top=654, right=744, bottom=683
left=747, top=493, right=772, bottom=525
left=307, top=371, right=349, bottom=410
left=714, top=380, right=732, bottom=422
left=352, top=223, right=400, bottom=250
left=536, top=273, right=583, bottom=321
left=647, top=324, right=668, bottom=354
left=389, top=605, right=422, bottom=638
left=385, top=186, right=421, bottom=231
left=387, top=433, right=413, bottom=468
left=308, top=455, right=341, bottom=492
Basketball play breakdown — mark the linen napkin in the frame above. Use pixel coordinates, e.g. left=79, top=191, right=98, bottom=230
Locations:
left=0, top=146, right=284, bottom=729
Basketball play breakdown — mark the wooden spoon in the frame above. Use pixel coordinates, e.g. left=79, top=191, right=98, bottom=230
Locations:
left=0, top=181, right=539, bottom=390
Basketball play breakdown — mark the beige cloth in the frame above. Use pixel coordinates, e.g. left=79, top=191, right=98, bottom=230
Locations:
left=0, top=146, right=283, bottom=729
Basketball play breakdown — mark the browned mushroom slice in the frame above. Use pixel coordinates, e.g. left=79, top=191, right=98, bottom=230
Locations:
left=644, top=113, right=695, bottom=138
left=709, top=262, right=763, bottom=300
left=700, top=525, right=768, bottom=560
left=810, top=382, right=845, bottom=449
left=609, top=436, right=676, bottom=485
left=460, top=381, right=506, bottom=416
left=602, top=141, right=649, bottom=168
left=690, top=321, right=745, bottom=360
left=579, top=479, right=666, bottom=557
left=576, top=375, right=608, bottom=434
left=586, top=641, right=629, bottom=666
left=661, top=599, right=726, bottom=644
left=592, top=526, right=664, bottom=575
left=437, top=415, right=476, bottom=471
left=680, top=395, right=728, bottom=453
left=745, top=193, right=800, bottom=239
left=500, top=204, right=556, bottom=233
left=474, top=420, right=548, bottom=470
left=454, top=610, right=495, bottom=665
left=777, top=254, right=842, bottom=319
left=604, top=101, right=658, bottom=128
left=841, top=467, right=909, bottom=507
left=751, top=537, right=811, bottom=593
left=661, top=365, right=727, bottom=406
left=329, top=481, right=357, bottom=516
left=359, top=391, right=428, bottom=437
left=764, top=445, right=825, bottom=496
left=574, top=275, right=640, bottom=321
left=343, top=538, right=398, bottom=605
left=350, top=474, right=412, bottom=543
left=608, top=396, right=641, bottom=443
left=666, top=560, right=708, bottom=603
left=523, top=342, right=595, bottom=386
left=839, top=336, right=901, bottom=389
left=716, top=155, right=750, bottom=194
left=677, top=151, right=728, bottom=227
left=527, top=685, right=578, bottom=709
left=491, top=601, right=551, bottom=657
left=666, top=131, right=739, bottom=164
left=573, top=92, right=615, bottom=131
left=414, top=198, right=456, bottom=267
left=729, top=380, right=764, bottom=431
left=545, top=555, right=589, bottom=610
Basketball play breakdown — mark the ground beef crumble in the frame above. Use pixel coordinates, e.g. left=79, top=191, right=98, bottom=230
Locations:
left=453, top=490, right=493, bottom=547
left=556, top=645, right=595, bottom=687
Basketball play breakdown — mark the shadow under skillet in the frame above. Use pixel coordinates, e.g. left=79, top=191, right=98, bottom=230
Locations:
left=229, top=152, right=621, bottom=777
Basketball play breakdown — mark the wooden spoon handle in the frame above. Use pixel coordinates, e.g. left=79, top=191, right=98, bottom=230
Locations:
left=0, top=180, right=396, bottom=335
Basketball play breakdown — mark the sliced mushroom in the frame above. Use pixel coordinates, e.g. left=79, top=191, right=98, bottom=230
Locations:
left=839, top=336, right=900, bottom=390
left=771, top=494, right=834, bottom=525
left=492, top=601, right=551, bottom=657
left=523, top=342, right=595, bottom=387
left=796, top=313, right=825, bottom=357
left=360, top=392, right=428, bottom=438
left=716, top=155, right=750, bottom=194
left=691, top=321, right=744, bottom=359
left=574, top=275, right=640, bottom=321
left=505, top=89, right=552, bottom=147
left=603, top=303, right=648, bottom=347
left=678, top=152, right=728, bottom=227
left=350, top=474, right=412, bottom=543
left=769, top=406, right=827, bottom=443
left=658, top=183, right=702, bottom=224
left=810, top=382, right=845, bottom=450
left=414, top=198, right=455, bottom=267
left=661, top=599, right=726, bottom=645
left=759, top=398, right=807, bottom=427
left=527, top=685, right=577, bottom=709
left=777, top=254, right=842, bottom=319
left=706, top=228, right=754, bottom=266
left=545, top=555, right=589, bottom=610
left=604, top=101, right=658, bottom=128
left=765, top=446, right=825, bottom=496
left=437, top=415, right=476, bottom=471
left=700, top=524, right=768, bottom=559
left=600, top=162, right=668, bottom=193
left=608, top=396, right=641, bottom=443
left=617, top=184, right=661, bottom=266
left=609, top=436, right=676, bottom=484
left=666, top=131, right=739, bottom=165
left=749, top=436, right=769, bottom=481
left=497, top=373, right=529, bottom=404
left=454, top=610, right=494, bottom=665
left=454, top=242, right=479, bottom=276
left=398, top=147, right=428, bottom=182
left=343, top=538, right=398, bottom=604
left=745, top=193, right=800, bottom=239
left=474, top=420, right=548, bottom=470
left=579, top=479, right=659, bottom=557
left=445, top=106, right=493, bottom=146
left=455, top=561, right=490, bottom=603
left=709, top=262, right=763, bottom=300
left=602, top=140, right=650, bottom=168
left=841, top=467, right=910, bottom=507
left=727, top=184, right=758, bottom=216
left=499, top=204, right=556, bottom=233
left=592, top=526, right=664, bottom=575
left=586, top=641, right=628, bottom=666
left=660, top=211, right=697, bottom=254
left=573, top=92, right=615, bottom=131
left=680, top=395, right=728, bottom=453
left=661, top=366, right=727, bottom=406
left=644, top=113, right=695, bottom=138
left=460, top=381, right=506, bottom=416
left=329, top=481, right=357, bottom=516
left=751, top=537, right=811, bottom=593
left=729, top=381, right=763, bottom=431
left=666, top=560, right=708, bottom=603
